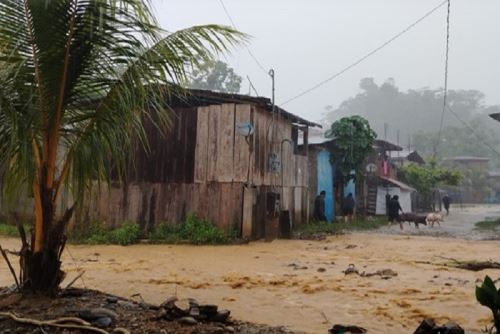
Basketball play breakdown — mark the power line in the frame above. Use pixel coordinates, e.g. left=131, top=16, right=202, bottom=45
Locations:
left=434, top=0, right=452, bottom=157
left=445, top=105, right=500, bottom=158
left=280, top=0, right=448, bottom=106
left=217, top=0, right=269, bottom=75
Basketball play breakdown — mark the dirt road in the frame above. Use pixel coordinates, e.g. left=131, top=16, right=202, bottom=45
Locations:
left=1, top=206, right=499, bottom=333
left=372, top=204, right=500, bottom=240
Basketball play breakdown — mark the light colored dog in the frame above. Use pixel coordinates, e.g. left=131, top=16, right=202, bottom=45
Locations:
left=426, top=212, right=444, bottom=227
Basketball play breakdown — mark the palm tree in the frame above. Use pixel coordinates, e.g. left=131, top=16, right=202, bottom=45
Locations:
left=0, top=0, right=244, bottom=294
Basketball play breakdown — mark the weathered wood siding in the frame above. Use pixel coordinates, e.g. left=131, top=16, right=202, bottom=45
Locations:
left=83, top=182, right=243, bottom=233
left=80, top=103, right=310, bottom=239
left=194, top=104, right=308, bottom=188
left=129, top=107, right=198, bottom=183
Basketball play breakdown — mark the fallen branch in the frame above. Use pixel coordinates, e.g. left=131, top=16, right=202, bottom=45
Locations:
left=64, top=270, right=86, bottom=290
left=0, top=312, right=112, bottom=334
left=0, top=245, right=19, bottom=290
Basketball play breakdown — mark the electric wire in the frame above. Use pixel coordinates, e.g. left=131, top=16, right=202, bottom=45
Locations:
left=217, top=0, right=269, bottom=75
left=434, top=0, right=451, bottom=156
left=280, top=0, right=449, bottom=106
left=445, top=105, right=500, bottom=159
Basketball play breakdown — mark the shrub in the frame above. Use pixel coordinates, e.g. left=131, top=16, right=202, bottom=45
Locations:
left=0, top=224, right=20, bottom=237
left=108, top=223, right=140, bottom=245
left=69, top=221, right=140, bottom=246
left=149, top=222, right=180, bottom=243
left=181, top=214, right=228, bottom=244
left=150, top=214, right=231, bottom=245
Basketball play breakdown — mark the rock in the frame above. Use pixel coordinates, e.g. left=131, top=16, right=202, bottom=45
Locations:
left=189, top=305, right=200, bottom=317
left=90, top=307, right=118, bottom=320
left=199, top=304, right=218, bottom=316
left=225, top=326, right=235, bottom=333
left=160, top=296, right=178, bottom=309
left=210, top=309, right=231, bottom=323
left=443, top=321, right=464, bottom=334
left=413, top=319, right=436, bottom=334
left=174, top=299, right=190, bottom=313
left=329, top=324, right=367, bottom=334
left=106, top=296, right=118, bottom=304
left=92, top=316, right=112, bottom=328
left=117, top=300, right=136, bottom=310
left=317, top=268, right=326, bottom=273
left=178, top=316, right=198, bottom=325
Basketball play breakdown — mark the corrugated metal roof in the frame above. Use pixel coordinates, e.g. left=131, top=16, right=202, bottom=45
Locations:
left=379, top=176, right=416, bottom=192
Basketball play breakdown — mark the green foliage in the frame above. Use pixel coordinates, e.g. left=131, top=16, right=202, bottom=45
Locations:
left=293, top=217, right=387, bottom=239
left=325, top=116, right=376, bottom=181
left=399, top=162, right=463, bottom=200
left=474, top=218, right=500, bottom=232
left=149, top=222, right=181, bottom=244
left=108, top=224, right=141, bottom=246
left=0, top=0, right=246, bottom=203
left=150, top=214, right=233, bottom=245
left=189, top=59, right=242, bottom=93
left=70, top=222, right=140, bottom=246
left=323, top=78, right=500, bottom=167
left=0, top=224, right=19, bottom=237
left=476, top=276, right=500, bottom=333
left=413, top=118, right=500, bottom=166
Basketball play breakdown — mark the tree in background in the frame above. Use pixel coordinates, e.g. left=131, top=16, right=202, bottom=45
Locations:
left=189, top=59, right=242, bottom=93
left=323, top=78, right=500, bottom=164
left=412, top=118, right=500, bottom=167
left=325, top=116, right=376, bottom=182
left=398, top=160, right=463, bottom=208
left=0, top=0, right=244, bottom=294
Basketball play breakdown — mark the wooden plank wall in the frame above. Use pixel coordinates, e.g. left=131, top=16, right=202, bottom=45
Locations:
left=82, top=182, right=244, bottom=233
left=78, top=103, right=312, bottom=236
left=129, top=107, right=198, bottom=183
left=193, top=103, right=308, bottom=188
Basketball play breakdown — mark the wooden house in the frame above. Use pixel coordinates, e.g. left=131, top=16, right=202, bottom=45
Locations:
left=81, top=89, right=320, bottom=240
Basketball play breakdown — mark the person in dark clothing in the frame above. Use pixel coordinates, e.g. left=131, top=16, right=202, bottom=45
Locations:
left=442, top=194, right=451, bottom=215
left=342, top=193, right=355, bottom=223
left=385, top=193, right=391, bottom=215
left=313, top=191, right=327, bottom=221
left=387, top=195, right=404, bottom=230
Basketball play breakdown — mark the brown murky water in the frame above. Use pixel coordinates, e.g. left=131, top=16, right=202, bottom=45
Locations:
left=0, top=207, right=499, bottom=333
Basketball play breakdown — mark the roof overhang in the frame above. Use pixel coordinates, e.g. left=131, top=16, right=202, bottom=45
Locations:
left=379, top=176, right=416, bottom=192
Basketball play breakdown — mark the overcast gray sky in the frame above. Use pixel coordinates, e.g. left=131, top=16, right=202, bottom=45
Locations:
left=152, top=0, right=500, bottom=123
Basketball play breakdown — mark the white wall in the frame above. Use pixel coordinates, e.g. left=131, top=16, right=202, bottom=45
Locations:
left=376, top=186, right=412, bottom=214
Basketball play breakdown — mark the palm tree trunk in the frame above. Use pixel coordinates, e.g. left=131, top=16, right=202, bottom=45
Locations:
left=20, top=176, right=73, bottom=294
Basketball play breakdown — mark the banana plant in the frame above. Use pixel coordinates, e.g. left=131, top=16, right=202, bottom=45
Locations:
left=476, top=275, right=500, bottom=333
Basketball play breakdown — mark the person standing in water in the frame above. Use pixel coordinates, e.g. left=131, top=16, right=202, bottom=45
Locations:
left=342, top=193, right=355, bottom=223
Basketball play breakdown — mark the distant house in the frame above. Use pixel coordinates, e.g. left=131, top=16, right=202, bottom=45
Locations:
left=389, top=150, right=425, bottom=168
left=305, top=137, right=415, bottom=219
left=80, top=89, right=320, bottom=240
left=363, top=140, right=416, bottom=215
left=304, top=136, right=355, bottom=221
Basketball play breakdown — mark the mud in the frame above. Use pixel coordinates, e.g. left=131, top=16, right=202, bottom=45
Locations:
left=0, top=206, right=499, bottom=333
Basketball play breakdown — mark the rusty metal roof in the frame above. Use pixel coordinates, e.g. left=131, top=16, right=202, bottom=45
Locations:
left=168, top=89, right=321, bottom=128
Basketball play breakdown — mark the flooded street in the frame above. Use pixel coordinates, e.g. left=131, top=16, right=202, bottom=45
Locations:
left=1, top=206, right=500, bottom=333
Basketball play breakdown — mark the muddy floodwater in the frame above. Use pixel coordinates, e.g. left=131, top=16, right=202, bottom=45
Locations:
left=1, top=206, right=500, bottom=333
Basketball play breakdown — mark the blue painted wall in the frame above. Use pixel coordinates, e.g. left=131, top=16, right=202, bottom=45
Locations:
left=317, top=151, right=334, bottom=221
left=344, top=173, right=356, bottom=198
